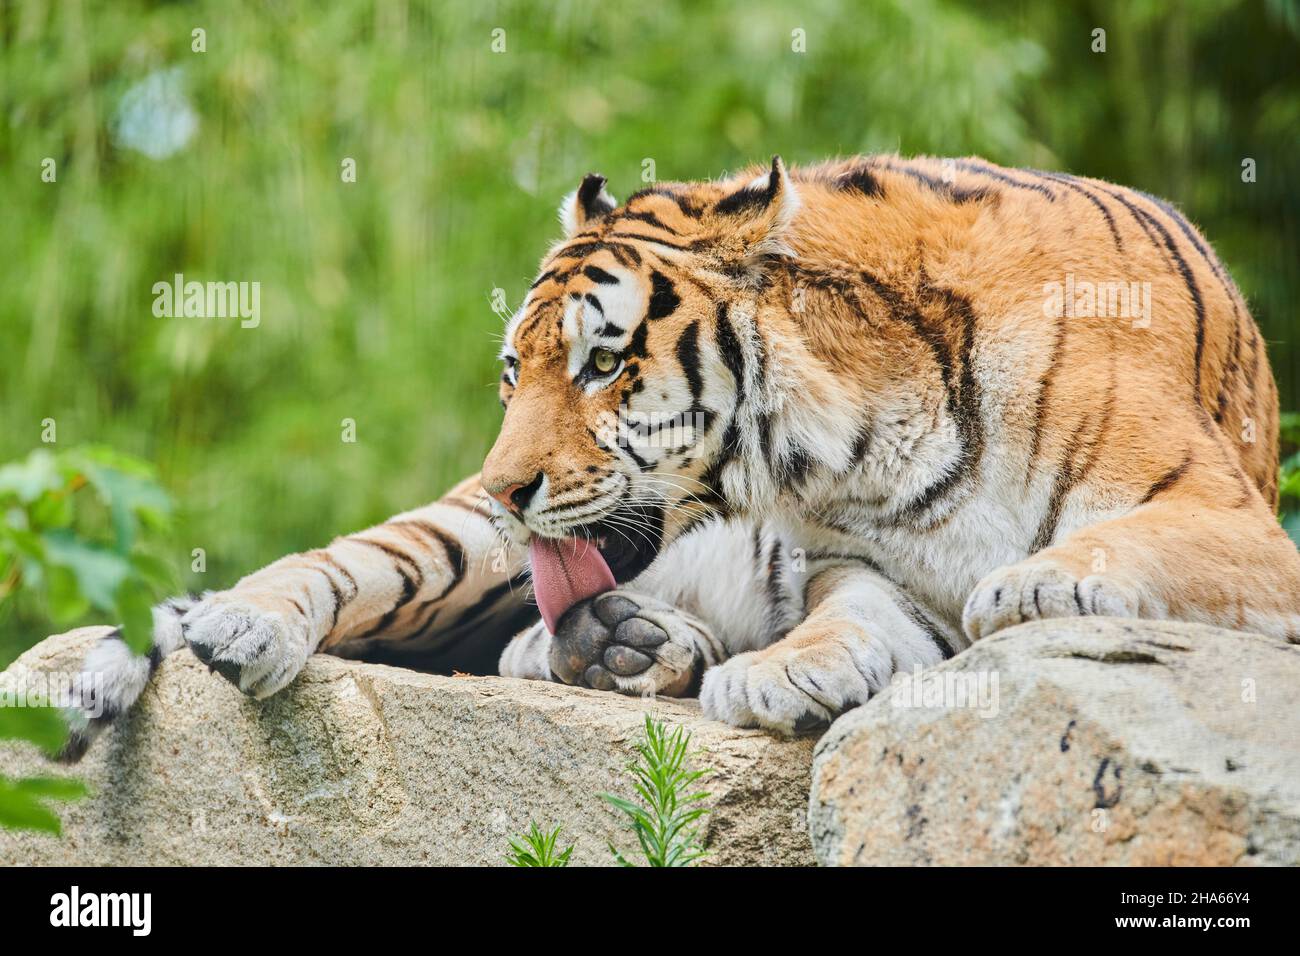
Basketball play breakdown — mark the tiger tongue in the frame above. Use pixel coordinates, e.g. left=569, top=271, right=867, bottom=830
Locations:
left=529, top=535, right=617, bottom=634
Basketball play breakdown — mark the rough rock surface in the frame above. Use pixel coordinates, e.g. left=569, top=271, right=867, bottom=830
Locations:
left=1, top=628, right=815, bottom=866
left=810, top=618, right=1300, bottom=866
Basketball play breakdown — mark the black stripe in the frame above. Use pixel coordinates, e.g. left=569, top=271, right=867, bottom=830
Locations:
left=583, top=293, right=604, bottom=315
left=782, top=445, right=813, bottom=488
left=314, top=565, right=345, bottom=629
left=703, top=306, right=745, bottom=489
left=1137, top=191, right=1235, bottom=290
left=625, top=187, right=704, bottom=218
left=648, top=270, right=681, bottom=320
left=847, top=418, right=874, bottom=469
left=1028, top=170, right=1124, bottom=251
left=676, top=320, right=702, bottom=403
left=954, top=159, right=1057, bottom=201
left=878, top=159, right=994, bottom=205
left=1031, top=355, right=1117, bottom=552
left=836, top=166, right=884, bottom=198
left=318, top=551, right=358, bottom=594
left=858, top=271, right=955, bottom=392
left=583, top=265, right=619, bottom=285
left=607, top=231, right=692, bottom=250
left=1026, top=316, right=1068, bottom=477
left=609, top=243, right=642, bottom=268
left=446, top=578, right=519, bottom=633
left=714, top=302, right=746, bottom=403
left=548, top=239, right=645, bottom=264
left=903, top=282, right=986, bottom=522
left=624, top=317, right=650, bottom=360
left=618, top=210, right=679, bottom=233
left=1140, top=454, right=1192, bottom=504
left=893, top=591, right=956, bottom=660
left=528, top=269, right=559, bottom=290
left=596, top=322, right=625, bottom=338
left=1216, top=318, right=1241, bottom=423
left=715, top=181, right=773, bottom=216
left=764, top=537, right=787, bottom=639
left=348, top=538, right=424, bottom=639
left=1133, top=189, right=1247, bottom=419
left=1098, top=185, right=1207, bottom=405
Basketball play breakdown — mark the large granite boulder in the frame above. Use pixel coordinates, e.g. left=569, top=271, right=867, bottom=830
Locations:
left=0, top=627, right=815, bottom=866
left=809, top=618, right=1300, bottom=866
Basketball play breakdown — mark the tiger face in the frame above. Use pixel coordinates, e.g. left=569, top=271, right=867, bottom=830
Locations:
left=481, top=159, right=801, bottom=582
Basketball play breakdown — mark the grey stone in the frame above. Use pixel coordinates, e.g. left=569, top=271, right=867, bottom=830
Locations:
left=1, top=627, right=815, bottom=866
left=809, top=617, right=1300, bottom=866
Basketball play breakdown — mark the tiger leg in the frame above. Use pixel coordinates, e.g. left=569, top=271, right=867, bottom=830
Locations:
left=698, top=563, right=960, bottom=735
left=182, top=474, right=528, bottom=697
left=499, top=588, right=729, bottom=697
left=963, top=498, right=1300, bottom=642
left=61, top=475, right=528, bottom=760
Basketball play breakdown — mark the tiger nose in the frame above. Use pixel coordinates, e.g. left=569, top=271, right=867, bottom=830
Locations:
left=487, top=472, right=544, bottom=514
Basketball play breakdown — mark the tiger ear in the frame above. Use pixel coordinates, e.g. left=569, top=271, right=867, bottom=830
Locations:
left=711, top=155, right=802, bottom=272
left=558, top=173, right=617, bottom=237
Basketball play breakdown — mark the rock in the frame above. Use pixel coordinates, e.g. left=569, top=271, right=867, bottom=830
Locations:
left=1, top=628, right=815, bottom=866
left=809, top=618, right=1300, bottom=866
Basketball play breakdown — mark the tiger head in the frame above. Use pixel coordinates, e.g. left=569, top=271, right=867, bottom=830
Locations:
left=481, top=157, right=808, bottom=583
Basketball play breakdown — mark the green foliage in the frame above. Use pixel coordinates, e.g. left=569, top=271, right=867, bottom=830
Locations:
left=601, top=716, right=712, bottom=867
left=0, top=686, right=88, bottom=835
left=0, top=444, right=168, bottom=834
left=0, top=446, right=176, bottom=664
left=0, top=774, right=88, bottom=836
left=1278, top=413, right=1300, bottom=546
left=505, top=822, right=574, bottom=867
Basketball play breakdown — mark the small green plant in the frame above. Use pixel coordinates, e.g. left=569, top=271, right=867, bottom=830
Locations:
left=505, top=822, right=574, bottom=867
left=600, top=715, right=712, bottom=867
left=502, top=716, right=714, bottom=867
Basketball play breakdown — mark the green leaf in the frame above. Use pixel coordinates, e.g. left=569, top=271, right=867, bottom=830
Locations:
left=505, top=822, right=574, bottom=867
left=74, top=454, right=171, bottom=554
left=130, top=552, right=178, bottom=594
left=46, top=564, right=90, bottom=623
left=0, top=450, right=62, bottom=505
left=603, top=716, right=712, bottom=867
left=115, top=576, right=155, bottom=655
left=0, top=783, right=63, bottom=835
left=0, top=774, right=87, bottom=835
left=0, top=705, right=69, bottom=756
left=12, top=776, right=88, bottom=800
left=40, top=530, right=131, bottom=611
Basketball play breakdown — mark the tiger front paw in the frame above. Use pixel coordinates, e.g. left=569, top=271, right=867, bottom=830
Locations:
left=700, top=630, right=883, bottom=736
left=549, top=589, right=705, bottom=697
left=182, top=594, right=314, bottom=699
left=962, top=558, right=1139, bottom=642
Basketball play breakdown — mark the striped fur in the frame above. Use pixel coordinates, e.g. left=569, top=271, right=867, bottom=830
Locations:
left=63, top=154, right=1300, bottom=749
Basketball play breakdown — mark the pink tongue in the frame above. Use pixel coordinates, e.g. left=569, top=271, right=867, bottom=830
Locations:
left=529, top=536, right=616, bottom=634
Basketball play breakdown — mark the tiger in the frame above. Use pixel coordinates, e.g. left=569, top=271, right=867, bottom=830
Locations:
left=60, top=153, right=1300, bottom=759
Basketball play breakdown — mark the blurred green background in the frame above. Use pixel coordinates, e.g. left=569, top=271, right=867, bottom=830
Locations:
left=2, top=0, right=1299, bottom=663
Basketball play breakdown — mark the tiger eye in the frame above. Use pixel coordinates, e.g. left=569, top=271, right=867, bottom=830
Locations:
left=593, top=348, right=618, bottom=374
